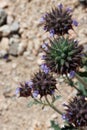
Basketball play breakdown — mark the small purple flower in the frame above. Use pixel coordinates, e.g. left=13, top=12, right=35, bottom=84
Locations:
left=41, top=55, right=46, bottom=60
left=32, top=90, right=39, bottom=98
left=43, top=26, right=47, bottom=31
left=50, top=29, right=55, bottom=37
left=39, top=16, right=45, bottom=23
left=69, top=71, right=75, bottom=78
left=26, top=81, right=33, bottom=88
left=42, top=43, right=48, bottom=51
left=40, top=64, right=50, bottom=74
left=15, top=88, right=20, bottom=96
left=66, top=7, right=72, bottom=13
left=72, top=20, right=78, bottom=26
left=58, top=3, right=63, bottom=9
left=62, top=114, right=66, bottom=120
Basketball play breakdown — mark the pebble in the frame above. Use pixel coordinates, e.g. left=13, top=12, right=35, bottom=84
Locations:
left=0, top=1, right=9, bottom=8
left=9, top=43, right=19, bottom=56
left=7, top=15, right=14, bottom=25
left=0, top=37, right=9, bottom=51
left=12, top=63, right=17, bottom=69
left=18, top=42, right=27, bottom=55
left=9, top=36, right=20, bottom=45
left=10, top=21, right=20, bottom=33
left=0, top=25, right=11, bottom=37
left=0, top=8, right=7, bottom=26
left=0, top=50, right=7, bottom=58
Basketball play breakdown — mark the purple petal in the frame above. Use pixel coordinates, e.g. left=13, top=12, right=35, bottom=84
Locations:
left=58, top=3, right=63, bottom=9
left=15, top=88, right=20, bottom=96
left=26, top=81, right=33, bottom=88
left=72, top=20, right=78, bottom=26
left=41, top=55, right=46, bottom=60
left=50, top=29, right=55, bottom=37
left=62, top=114, right=66, bottom=120
left=42, top=43, right=48, bottom=51
left=66, top=7, right=72, bottom=13
left=69, top=71, right=75, bottom=78
left=32, top=90, right=39, bottom=98
left=40, top=64, right=50, bottom=74
left=39, top=17, right=45, bottom=23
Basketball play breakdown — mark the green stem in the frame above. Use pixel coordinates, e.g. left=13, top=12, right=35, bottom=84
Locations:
left=75, top=73, right=87, bottom=89
left=66, top=75, right=81, bottom=93
left=45, top=96, right=63, bottom=115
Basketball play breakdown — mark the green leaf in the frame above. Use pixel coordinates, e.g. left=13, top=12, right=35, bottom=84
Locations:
left=77, top=82, right=87, bottom=96
left=27, top=100, right=38, bottom=107
left=78, top=71, right=87, bottom=77
left=50, top=120, right=61, bottom=130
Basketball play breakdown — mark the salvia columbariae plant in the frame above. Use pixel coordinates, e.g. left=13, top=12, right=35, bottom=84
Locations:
left=40, top=4, right=78, bottom=36
left=16, top=3, right=87, bottom=130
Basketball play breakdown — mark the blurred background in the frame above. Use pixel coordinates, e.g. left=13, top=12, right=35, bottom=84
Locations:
left=0, top=0, right=87, bottom=130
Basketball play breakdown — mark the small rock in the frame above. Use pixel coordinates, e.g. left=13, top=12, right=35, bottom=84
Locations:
left=10, top=21, right=20, bottom=33
left=9, top=43, right=19, bottom=56
left=12, top=63, right=17, bottom=69
left=0, top=50, right=7, bottom=58
left=0, top=25, right=11, bottom=37
left=0, top=8, right=7, bottom=26
left=7, top=15, right=14, bottom=25
left=9, top=36, right=20, bottom=45
left=3, top=87, right=12, bottom=98
left=0, top=1, right=9, bottom=8
left=0, top=37, right=9, bottom=51
left=18, top=42, right=27, bottom=55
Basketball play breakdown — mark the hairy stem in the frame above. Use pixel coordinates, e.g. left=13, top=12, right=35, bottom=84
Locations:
left=66, top=75, right=81, bottom=93
left=34, top=98, right=48, bottom=106
left=45, top=96, right=63, bottom=115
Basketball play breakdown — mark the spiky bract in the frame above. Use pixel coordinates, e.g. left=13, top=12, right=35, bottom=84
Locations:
left=42, top=37, right=84, bottom=74
left=63, top=96, right=87, bottom=127
left=31, top=70, right=56, bottom=98
left=17, top=82, right=32, bottom=97
left=43, top=5, right=73, bottom=35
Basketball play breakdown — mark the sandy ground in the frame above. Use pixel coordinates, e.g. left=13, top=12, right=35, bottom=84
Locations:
left=0, top=0, right=87, bottom=130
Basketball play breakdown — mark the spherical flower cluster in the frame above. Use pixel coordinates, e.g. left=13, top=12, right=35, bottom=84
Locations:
left=40, top=3, right=78, bottom=36
left=42, top=37, right=84, bottom=75
left=16, top=70, right=57, bottom=98
left=31, top=70, right=57, bottom=98
left=63, top=96, right=87, bottom=127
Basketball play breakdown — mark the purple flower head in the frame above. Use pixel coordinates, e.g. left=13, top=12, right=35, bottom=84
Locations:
left=69, top=71, right=75, bottom=78
left=50, top=29, right=55, bottom=37
left=39, top=16, right=45, bottom=23
left=72, top=20, right=78, bottom=26
left=50, top=90, right=55, bottom=95
left=43, top=26, right=47, bottom=31
left=66, top=7, right=72, bottom=13
left=42, top=43, right=48, bottom=51
left=58, top=3, right=63, bottom=10
left=15, top=87, right=20, bottom=96
left=41, top=55, right=46, bottom=60
left=32, top=90, right=39, bottom=98
left=26, top=81, right=33, bottom=89
left=40, top=64, right=50, bottom=74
